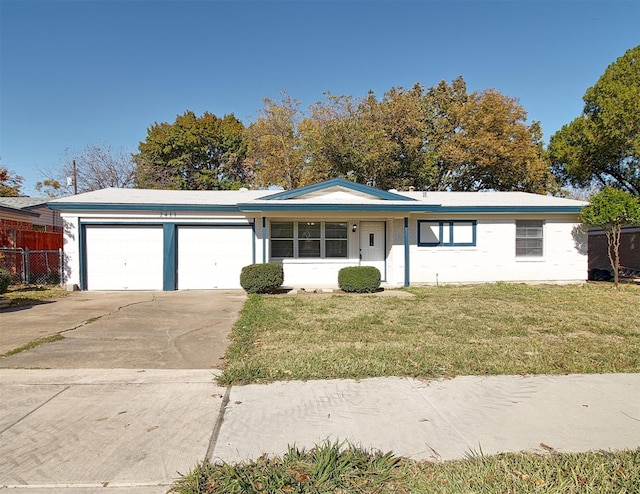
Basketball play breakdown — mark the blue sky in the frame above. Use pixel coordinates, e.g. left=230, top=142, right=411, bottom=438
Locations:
left=1, top=0, right=639, bottom=195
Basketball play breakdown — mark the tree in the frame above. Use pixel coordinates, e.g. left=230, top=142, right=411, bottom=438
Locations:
left=35, top=178, right=64, bottom=198
left=423, top=78, right=551, bottom=192
left=245, top=93, right=311, bottom=189
left=134, top=111, right=249, bottom=190
left=301, top=93, right=390, bottom=188
left=550, top=46, right=640, bottom=195
left=580, top=187, right=640, bottom=287
left=0, top=166, right=23, bottom=197
left=64, top=144, right=136, bottom=193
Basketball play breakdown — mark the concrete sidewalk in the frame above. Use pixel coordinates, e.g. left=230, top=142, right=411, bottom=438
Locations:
left=1, top=370, right=638, bottom=492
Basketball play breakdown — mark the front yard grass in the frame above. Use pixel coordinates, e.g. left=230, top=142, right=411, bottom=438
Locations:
left=171, top=442, right=640, bottom=493
left=219, top=283, right=640, bottom=385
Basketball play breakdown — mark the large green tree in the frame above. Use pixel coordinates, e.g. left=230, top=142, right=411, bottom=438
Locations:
left=134, top=111, right=249, bottom=190
left=580, top=187, right=640, bottom=287
left=423, top=79, right=551, bottom=192
left=301, top=92, right=399, bottom=189
left=550, top=46, right=640, bottom=195
left=245, top=93, right=313, bottom=189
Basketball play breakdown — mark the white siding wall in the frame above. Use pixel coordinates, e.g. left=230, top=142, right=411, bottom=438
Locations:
left=282, top=259, right=360, bottom=286
left=397, top=215, right=587, bottom=285
left=61, top=214, right=80, bottom=287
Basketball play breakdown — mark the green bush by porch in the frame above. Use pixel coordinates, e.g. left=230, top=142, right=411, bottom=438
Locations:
left=240, top=263, right=284, bottom=294
left=338, top=266, right=381, bottom=293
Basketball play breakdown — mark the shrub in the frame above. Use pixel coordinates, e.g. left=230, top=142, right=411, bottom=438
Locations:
left=240, top=263, right=284, bottom=294
left=338, top=266, right=381, bottom=293
left=0, top=269, right=11, bottom=294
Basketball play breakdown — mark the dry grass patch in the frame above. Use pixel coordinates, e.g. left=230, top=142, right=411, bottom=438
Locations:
left=219, top=283, right=640, bottom=384
left=3, top=284, right=68, bottom=306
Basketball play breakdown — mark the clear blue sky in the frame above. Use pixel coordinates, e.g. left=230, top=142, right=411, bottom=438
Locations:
left=1, top=0, right=639, bottom=195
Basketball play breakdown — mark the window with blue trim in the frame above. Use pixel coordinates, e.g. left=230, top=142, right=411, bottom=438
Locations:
left=417, top=220, right=476, bottom=247
left=270, top=221, right=348, bottom=258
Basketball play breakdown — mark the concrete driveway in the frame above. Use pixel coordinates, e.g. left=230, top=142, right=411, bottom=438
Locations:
left=0, top=290, right=246, bottom=369
left=0, top=290, right=244, bottom=492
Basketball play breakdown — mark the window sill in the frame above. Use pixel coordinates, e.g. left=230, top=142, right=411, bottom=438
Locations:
left=275, top=258, right=357, bottom=264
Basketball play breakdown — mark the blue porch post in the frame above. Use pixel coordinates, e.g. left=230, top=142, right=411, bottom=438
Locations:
left=262, top=217, right=267, bottom=263
left=163, top=223, right=176, bottom=290
left=404, top=217, right=410, bottom=287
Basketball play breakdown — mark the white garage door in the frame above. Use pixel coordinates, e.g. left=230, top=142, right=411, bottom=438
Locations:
left=178, top=226, right=253, bottom=289
left=85, top=226, right=164, bottom=290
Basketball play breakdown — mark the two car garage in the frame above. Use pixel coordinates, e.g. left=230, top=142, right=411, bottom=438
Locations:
left=83, top=224, right=254, bottom=290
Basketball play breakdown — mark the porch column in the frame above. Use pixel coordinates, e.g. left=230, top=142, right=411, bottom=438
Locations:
left=262, top=217, right=267, bottom=263
left=404, top=217, right=410, bottom=287
left=163, top=223, right=176, bottom=291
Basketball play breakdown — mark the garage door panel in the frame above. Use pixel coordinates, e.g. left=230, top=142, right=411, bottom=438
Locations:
left=178, top=227, right=252, bottom=289
left=85, top=226, right=164, bottom=290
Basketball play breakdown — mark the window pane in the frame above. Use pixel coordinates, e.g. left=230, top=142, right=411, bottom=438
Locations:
left=326, top=239, right=347, bottom=258
left=453, top=222, right=474, bottom=244
left=325, top=222, right=347, bottom=239
left=271, top=240, right=293, bottom=257
left=299, top=222, right=320, bottom=239
left=271, top=222, right=293, bottom=238
left=516, top=220, right=543, bottom=256
left=441, top=223, right=452, bottom=244
left=298, top=239, right=320, bottom=257
left=516, top=220, right=543, bottom=238
left=516, top=239, right=543, bottom=256
left=419, top=222, right=440, bottom=244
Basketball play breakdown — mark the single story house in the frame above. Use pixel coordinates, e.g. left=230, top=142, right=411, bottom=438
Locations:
left=48, top=178, right=588, bottom=290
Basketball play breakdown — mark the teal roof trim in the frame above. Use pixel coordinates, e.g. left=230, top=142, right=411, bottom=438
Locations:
left=434, top=206, right=584, bottom=214
left=259, top=178, right=415, bottom=201
left=48, top=203, right=242, bottom=212
left=239, top=204, right=583, bottom=213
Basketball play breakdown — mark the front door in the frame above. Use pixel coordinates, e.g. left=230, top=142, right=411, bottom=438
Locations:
left=359, top=221, right=386, bottom=279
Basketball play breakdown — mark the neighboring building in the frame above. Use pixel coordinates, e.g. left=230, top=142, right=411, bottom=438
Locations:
left=0, top=197, right=63, bottom=250
left=49, top=179, right=588, bottom=291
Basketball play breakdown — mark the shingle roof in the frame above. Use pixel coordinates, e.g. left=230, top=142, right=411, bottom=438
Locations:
left=48, top=186, right=586, bottom=213
left=0, top=197, right=50, bottom=210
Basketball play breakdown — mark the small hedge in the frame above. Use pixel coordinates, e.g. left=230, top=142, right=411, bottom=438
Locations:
left=0, top=269, right=11, bottom=294
left=240, top=263, right=284, bottom=294
left=338, top=266, right=381, bottom=293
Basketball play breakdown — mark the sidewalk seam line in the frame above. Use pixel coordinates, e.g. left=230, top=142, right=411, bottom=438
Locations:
left=205, top=385, right=231, bottom=462
left=0, top=385, right=70, bottom=436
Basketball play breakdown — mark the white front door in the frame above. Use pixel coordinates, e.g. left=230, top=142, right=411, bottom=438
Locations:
left=359, top=221, right=385, bottom=279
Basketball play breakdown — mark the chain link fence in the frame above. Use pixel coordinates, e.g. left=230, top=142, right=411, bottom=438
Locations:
left=0, top=248, right=63, bottom=285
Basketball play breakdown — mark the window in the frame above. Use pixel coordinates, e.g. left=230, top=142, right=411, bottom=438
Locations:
left=516, top=220, right=543, bottom=257
left=270, top=221, right=294, bottom=257
left=417, top=220, right=476, bottom=247
left=270, top=221, right=348, bottom=258
left=325, top=222, right=348, bottom=257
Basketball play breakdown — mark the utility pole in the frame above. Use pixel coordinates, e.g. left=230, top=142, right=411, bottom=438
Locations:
left=72, top=159, right=78, bottom=195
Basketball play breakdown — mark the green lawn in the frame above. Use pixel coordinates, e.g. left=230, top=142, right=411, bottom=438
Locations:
left=171, top=442, right=640, bottom=493
left=219, top=283, right=640, bottom=384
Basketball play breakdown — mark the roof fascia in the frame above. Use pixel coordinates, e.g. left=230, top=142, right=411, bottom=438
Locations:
left=48, top=203, right=242, bottom=212
left=259, top=178, right=415, bottom=201
left=239, top=204, right=584, bottom=213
